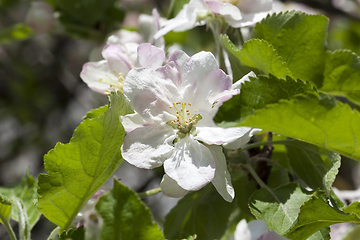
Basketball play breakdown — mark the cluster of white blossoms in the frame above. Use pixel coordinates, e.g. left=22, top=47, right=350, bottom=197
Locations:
left=154, top=0, right=273, bottom=38
left=79, top=1, right=273, bottom=201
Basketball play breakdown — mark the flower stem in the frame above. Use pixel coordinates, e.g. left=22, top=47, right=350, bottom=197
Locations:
left=137, top=188, right=162, bottom=198
left=0, top=215, right=17, bottom=240
left=241, top=139, right=295, bottom=151
left=245, top=163, right=272, bottom=192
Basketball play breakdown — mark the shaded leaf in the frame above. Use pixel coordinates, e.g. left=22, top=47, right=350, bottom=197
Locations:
left=95, top=179, right=163, bottom=240
left=59, top=226, right=85, bottom=240
left=37, top=92, right=133, bottom=230
left=286, top=140, right=341, bottom=196
left=164, top=184, right=236, bottom=240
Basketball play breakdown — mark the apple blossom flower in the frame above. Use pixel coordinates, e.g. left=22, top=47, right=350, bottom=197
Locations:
left=235, top=219, right=290, bottom=240
left=80, top=9, right=165, bottom=94
left=154, top=0, right=273, bottom=39
left=120, top=49, right=260, bottom=202
left=80, top=43, right=165, bottom=94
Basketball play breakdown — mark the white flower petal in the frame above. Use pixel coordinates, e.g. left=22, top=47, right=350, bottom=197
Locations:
left=136, top=43, right=165, bottom=68
left=223, top=128, right=262, bottom=149
left=234, top=219, right=252, bottom=240
left=106, top=29, right=142, bottom=45
left=235, top=0, right=273, bottom=27
left=121, top=124, right=176, bottom=169
left=120, top=112, right=150, bottom=133
left=124, top=67, right=181, bottom=122
left=208, top=145, right=234, bottom=202
left=80, top=60, right=117, bottom=94
left=232, top=71, right=257, bottom=90
left=160, top=174, right=188, bottom=198
left=164, top=136, right=216, bottom=191
left=195, top=118, right=259, bottom=149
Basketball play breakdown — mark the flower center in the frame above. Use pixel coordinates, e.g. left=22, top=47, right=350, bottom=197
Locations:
left=101, top=71, right=125, bottom=94
left=168, top=101, right=202, bottom=135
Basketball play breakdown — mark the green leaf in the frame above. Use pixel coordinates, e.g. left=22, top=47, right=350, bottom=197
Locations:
left=286, top=140, right=341, bottom=196
left=0, top=170, right=41, bottom=229
left=37, top=92, right=133, bottom=230
left=59, top=226, right=85, bottom=240
left=321, top=50, right=360, bottom=105
left=239, top=93, right=360, bottom=161
left=95, top=179, right=163, bottom=240
left=0, top=194, right=12, bottom=224
left=164, top=184, right=236, bottom=240
left=83, top=105, right=108, bottom=120
left=307, top=227, right=330, bottom=240
left=0, top=23, right=34, bottom=44
left=249, top=183, right=313, bottom=235
left=221, top=35, right=293, bottom=79
left=215, top=74, right=314, bottom=122
left=252, top=11, right=328, bottom=87
left=285, top=197, right=360, bottom=240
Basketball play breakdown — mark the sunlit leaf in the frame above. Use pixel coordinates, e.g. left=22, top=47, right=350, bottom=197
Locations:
left=0, top=170, right=40, bottom=229
left=285, top=197, right=360, bottom=240
left=0, top=194, right=12, bottom=224
left=37, top=92, right=133, bottom=230
left=249, top=183, right=313, bottom=235
left=240, top=93, right=360, bottom=161
left=321, top=50, right=360, bottom=105
left=286, top=140, right=341, bottom=196
left=252, top=11, right=328, bottom=87
left=215, top=74, right=314, bottom=122
left=221, top=35, right=292, bottom=79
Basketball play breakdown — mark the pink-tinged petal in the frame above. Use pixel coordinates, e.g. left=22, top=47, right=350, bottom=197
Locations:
left=208, top=145, right=234, bottom=202
left=164, top=135, right=216, bottom=191
left=258, top=231, right=290, bottom=240
left=121, top=124, right=176, bottom=169
left=119, top=113, right=150, bottom=133
left=160, top=174, right=188, bottom=198
left=156, top=61, right=182, bottom=88
left=168, top=50, right=190, bottom=73
left=195, top=118, right=260, bottom=149
left=80, top=60, right=117, bottom=94
left=102, top=45, right=134, bottom=75
left=205, top=1, right=223, bottom=14
left=248, top=220, right=269, bottom=240
left=139, top=8, right=165, bottom=48
left=182, top=52, right=231, bottom=114
left=136, top=43, right=165, bottom=68
left=124, top=67, right=181, bottom=122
